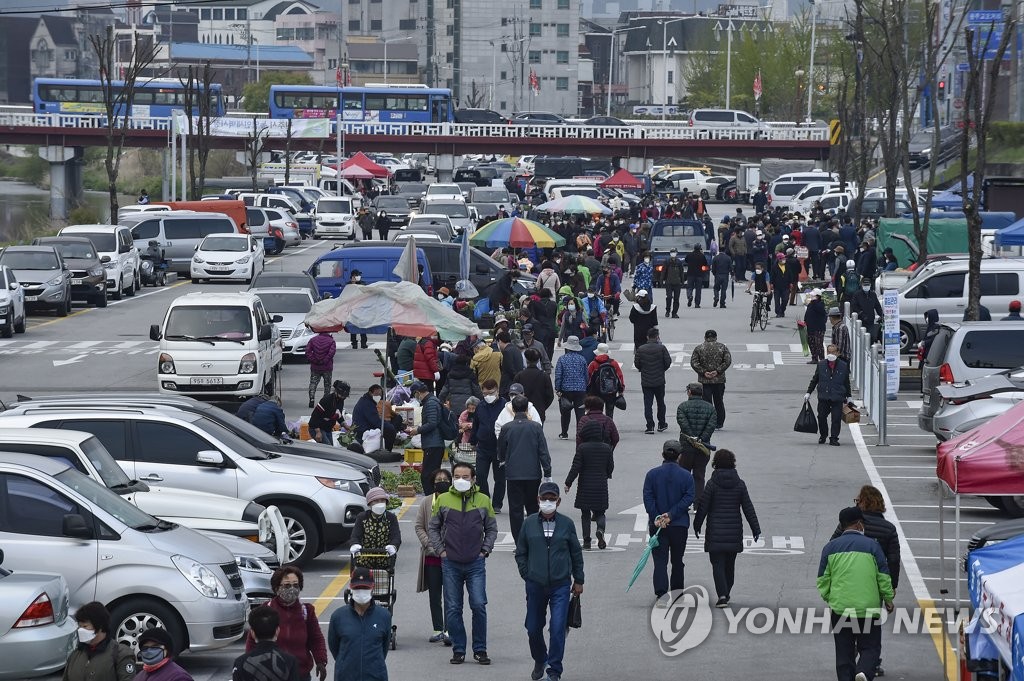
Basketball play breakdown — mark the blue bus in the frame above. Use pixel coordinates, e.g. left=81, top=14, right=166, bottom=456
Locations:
left=268, top=84, right=453, bottom=123
left=32, top=78, right=226, bottom=117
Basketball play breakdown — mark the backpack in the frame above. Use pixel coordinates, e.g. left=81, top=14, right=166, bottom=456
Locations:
left=430, top=396, right=459, bottom=441
left=844, top=272, right=859, bottom=296
left=591, top=361, right=621, bottom=397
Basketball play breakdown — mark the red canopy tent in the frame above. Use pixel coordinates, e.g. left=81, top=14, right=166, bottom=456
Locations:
left=341, top=151, right=390, bottom=178
left=600, top=168, right=644, bottom=190
left=935, top=400, right=1024, bottom=608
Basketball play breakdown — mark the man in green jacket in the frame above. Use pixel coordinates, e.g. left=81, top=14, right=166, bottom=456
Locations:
left=817, top=506, right=895, bottom=681
left=515, top=481, right=585, bottom=681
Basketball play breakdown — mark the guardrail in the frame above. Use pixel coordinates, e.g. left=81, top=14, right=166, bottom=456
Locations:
left=844, top=303, right=888, bottom=445
left=0, top=111, right=830, bottom=142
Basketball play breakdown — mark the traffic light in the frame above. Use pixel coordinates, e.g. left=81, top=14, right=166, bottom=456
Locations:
left=938, top=79, right=946, bottom=100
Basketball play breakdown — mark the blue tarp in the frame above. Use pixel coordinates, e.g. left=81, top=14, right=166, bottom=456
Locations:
left=996, top=218, right=1024, bottom=246
left=965, top=533, right=1024, bottom=680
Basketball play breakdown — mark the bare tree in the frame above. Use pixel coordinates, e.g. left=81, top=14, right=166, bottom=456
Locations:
left=465, top=81, right=486, bottom=108
left=89, top=27, right=157, bottom=218
left=246, top=117, right=270, bottom=193
left=960, top=22, right=1015, bottom=320
left=179, top=62, right=217, bottom=201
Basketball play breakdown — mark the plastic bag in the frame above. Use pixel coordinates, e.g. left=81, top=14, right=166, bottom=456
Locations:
left=343, top=413, right=353, bottom=427
left=794, top=400, right=818, bottom=434
left=362, top=428, right=382, bottom=452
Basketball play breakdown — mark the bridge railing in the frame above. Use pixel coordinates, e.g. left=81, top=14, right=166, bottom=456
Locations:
left=0, top=111, right=830, bottom=142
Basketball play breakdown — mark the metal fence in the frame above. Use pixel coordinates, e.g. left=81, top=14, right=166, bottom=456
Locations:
left=844, top=303, right=888, bottom=446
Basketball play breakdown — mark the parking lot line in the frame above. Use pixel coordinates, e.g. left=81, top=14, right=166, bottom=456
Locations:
left=901, top=519, right=994, bottom=525
left=892, top=504, right=993, bottom=511
left=871, top=454, right=936, bottom=458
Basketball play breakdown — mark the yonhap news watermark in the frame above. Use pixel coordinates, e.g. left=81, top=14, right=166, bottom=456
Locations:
left=650, top=586, right=999, bottom=657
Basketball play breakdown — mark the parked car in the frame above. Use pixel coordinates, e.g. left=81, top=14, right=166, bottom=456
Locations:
left=0, top=410, right=369, bottom=566
left=423, top=183, right=466, bottom=201
left=32, top=237, right=108, bottom=308
left=454, top=108, right=509, bottom=124
left=372, top=195, right=413, bottom=229
left=250, top=287, right=317, bottom=358
left=58, top=224, right=140, bottom=299
left=512, top=111, right=568, bottom=125
left=582, top=116, right=627, bottom=126
left=418, top=202, right=474, bottom=232
left=261, top=208, right=302, bottom=246
left=190, top=234, right=265, bottom=284
left=0, top=548, right=76, bottom=680
left=400, top=216, right=457, bottom=242
left=249, top=270, right=319, bottom=299
left=932, top=368, right=1024, bottom=441
left=395, top=183, right=429, bottom=209
left=918, top=323, right=1024, bottom=433
left=0, top=265, right=26, bottom=337
left=470, top=187, right=511, bottom=205
left=696, top=175, right=735, bottom=201
left=0, top=452, right=248, bottom=653
left=0, top=246, right=72, bottom=317
left=964, top=518, right=1024, bottom=571
left=122, top=211, right=238, bottom=275
left=688, top=108, right=765, bottom=133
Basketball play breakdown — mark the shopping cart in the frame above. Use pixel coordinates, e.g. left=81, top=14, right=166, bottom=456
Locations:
left=345, top=550, right=398, bottom=650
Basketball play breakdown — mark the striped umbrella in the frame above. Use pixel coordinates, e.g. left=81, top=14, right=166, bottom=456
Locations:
left=536, top=195, right=612, bottom=215
left=469, top=217, right=566, bottom=249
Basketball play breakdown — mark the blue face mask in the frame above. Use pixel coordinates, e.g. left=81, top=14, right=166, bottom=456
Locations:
left=139, top=647, right=165, bottom=665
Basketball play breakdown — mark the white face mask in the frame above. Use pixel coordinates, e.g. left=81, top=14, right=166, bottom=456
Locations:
left=539, top=500, right=558, bottom=515
left=372, top=394, right=382, bottom=403
left=483, top=394, right=498, bottom=403
left=452, top=478, right=472, bottom=493
left=644, top=258, right=651, bottom=264
left=76, top=627, right=96, bottom=644
left=370, top=502, right=387, bottom=515
left=862, top=285, right=871, bottom=292
left=826, top=353, right=837, bottom=362
left=351, top=589, right=373, bottom=605
left=353, top=275, right=361, bottom=282
left=438, top=294, right=445, bottom=300
left=567, top=304, right=576, bottom=312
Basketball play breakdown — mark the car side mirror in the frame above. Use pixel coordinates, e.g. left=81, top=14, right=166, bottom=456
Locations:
left=194, top=244, right=200, bottom=251
left=196, top=450, right=224, bottom=466
left=271, top=314, right=283, bottom=323
left=258, top=324, right=273, bottom=341
left=100, top=255, right=111, bottom=263
left=0, top=548, right=4, bottom=565
left=62, top=513, right=92, bottom=539
left=8, top=282, right=17, bottom=291
left=149, top=324, right=162, bottom=341
left=119, top=244, right=130, bottom=254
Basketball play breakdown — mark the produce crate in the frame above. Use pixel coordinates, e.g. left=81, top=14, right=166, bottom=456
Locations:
left=404, top=448, right=424, bottom=464
left=400, top=462, right=422, bottom=474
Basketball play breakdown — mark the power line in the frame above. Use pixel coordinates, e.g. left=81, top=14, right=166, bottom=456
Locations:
left=0, top=0, right=226, bottom=16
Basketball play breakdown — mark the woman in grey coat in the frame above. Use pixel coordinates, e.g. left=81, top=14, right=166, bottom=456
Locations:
left=439, top=354, right=483, bottom=415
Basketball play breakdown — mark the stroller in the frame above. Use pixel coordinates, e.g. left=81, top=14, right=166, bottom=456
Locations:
left=139, top=240, right=167, bottom=286
left=345, top=550, right=398, bottom=650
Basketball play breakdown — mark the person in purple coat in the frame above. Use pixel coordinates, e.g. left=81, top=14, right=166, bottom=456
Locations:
left=134, top=628, right=194, bottom=681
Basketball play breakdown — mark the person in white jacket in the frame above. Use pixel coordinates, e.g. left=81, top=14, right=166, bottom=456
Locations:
left=494, top=382, right=541, bottom=437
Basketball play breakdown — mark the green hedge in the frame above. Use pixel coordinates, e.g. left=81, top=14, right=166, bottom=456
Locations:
left=989, top=122, right=1024, bottom=148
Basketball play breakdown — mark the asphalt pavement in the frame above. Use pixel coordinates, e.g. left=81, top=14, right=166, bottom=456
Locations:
left=2, top=210, right=956, bottom=681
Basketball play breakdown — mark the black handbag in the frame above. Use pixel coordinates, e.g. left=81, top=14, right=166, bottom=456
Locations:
left=794, top=400, right=818, bottom=434
left=614, top=394, right=627, bottom=410
left=567, top=593, right=582, bottom=630
left=559, top=395, right=574, bottom=411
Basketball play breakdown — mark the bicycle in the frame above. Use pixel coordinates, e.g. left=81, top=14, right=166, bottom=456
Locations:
left=601, top=294, right=617, bottom=342
left=750, top=291, right=770, bottom=332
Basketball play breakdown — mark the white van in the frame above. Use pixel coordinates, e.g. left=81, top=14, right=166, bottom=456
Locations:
left=58, top=224, right=141, bottom=299
left=121, top=211, right=240, bottom=274
left=786, top=182, right=844, bottom=212
left=688, top=108, right=765, bottom=131
left=313, top=196, right=356, bottom=239
left=767, top=172, right=838, bottom=207
left=542, top=178, right=601, bottom=197
left=150, top=292, right=284, bottom=397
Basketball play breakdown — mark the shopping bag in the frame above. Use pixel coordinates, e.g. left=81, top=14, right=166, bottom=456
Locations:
left=361, top=428, right=382, bottom=452
left=614, top=394, right=627, bottom=410
left=793, top=401, right=818, bottom=434
left=842, top=403, right=861, bottom=424
left=567, top=593, right=582, bottom=630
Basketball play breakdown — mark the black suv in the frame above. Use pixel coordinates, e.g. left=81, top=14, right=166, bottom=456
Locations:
left=454, top=108, right=509, bottom=124
left=33, top=236, right=107, bottom=308
left=372, top=195, right=413, bottom=229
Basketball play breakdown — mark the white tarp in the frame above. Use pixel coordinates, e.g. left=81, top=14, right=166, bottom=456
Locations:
left=172, top=113, right=330, bottom=138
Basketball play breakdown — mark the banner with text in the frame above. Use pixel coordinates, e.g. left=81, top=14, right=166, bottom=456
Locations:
left=882, top=288, right=900, bottom=399
left=173, top=113, right=330, bottom=139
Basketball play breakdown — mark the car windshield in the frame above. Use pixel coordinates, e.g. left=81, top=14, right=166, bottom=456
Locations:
left=192, top=417, right=271, bottom=460
left=398, top=184, right=428, bottom=195
left=651, top=236, right=704, bottom=252
left=559, top=188, right=601, bottom=198
left=427, top=186, right=459, bottom=195
left=375, top=197, right=408, bottom=211
left=53, top=468, right=158, bottom=529
left=317, top=199, right=352, bottom=213
left=1, top=251, right=60, bottom=270
left=164, top=305, right=253, bottom=340
left=201, top=237, right=248, bottom=252
left=256, top=292, right=312, bottom=314
left=252, top=273, right=312, bottom=289
left=50, top=242, right=98, bottom=260
left=473, top=190, right=507, bottom=202
left=75, top=233, right=117, bottom=252
left=910, top=132, right=932, bottom=145
left=81, top=436, right=133, bottom=488
left=429, top=204, right=469, bottom=218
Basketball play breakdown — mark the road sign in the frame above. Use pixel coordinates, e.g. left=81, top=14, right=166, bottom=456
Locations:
left=968, top=9, right=1003, bottom=24
left=954, top=98, right=964, bottom=110
left=956, top=63, right=970, bottom=72
left=828, top=119, right=841, bottom=145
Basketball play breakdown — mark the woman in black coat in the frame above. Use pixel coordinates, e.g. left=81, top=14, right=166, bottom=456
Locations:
left=693, top=449, right=761, bottom=607
left=628, top=290, right=659, bottom=349
left=438, top=354, right=482, bottom=415
left=564, top=419, right=614, bottom=550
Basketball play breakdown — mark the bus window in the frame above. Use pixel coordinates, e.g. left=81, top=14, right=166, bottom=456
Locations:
left=342, top=93, right=362, bottom=110
left=385, top=96, right=406, bottom=110
left=407, top=95, right=428, bottom=111
left=366, top=95, right=386, bottom=110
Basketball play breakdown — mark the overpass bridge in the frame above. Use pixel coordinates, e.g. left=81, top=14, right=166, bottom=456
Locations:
left=0, top=110, right=831, bottom=218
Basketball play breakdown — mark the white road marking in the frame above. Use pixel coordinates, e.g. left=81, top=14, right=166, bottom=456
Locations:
left=20, top=341, right=59, bottom=348
left=66, top=341, right=103, bottom=349
left=52, top=354, right=88, bottom=367
left=772, top=351, right=783, bottom=365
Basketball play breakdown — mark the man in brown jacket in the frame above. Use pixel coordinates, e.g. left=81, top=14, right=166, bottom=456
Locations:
left=689, top=329, right=732, bottom=430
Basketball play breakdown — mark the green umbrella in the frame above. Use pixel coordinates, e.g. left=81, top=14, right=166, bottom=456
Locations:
left=626, top=526, right=661, bottom=592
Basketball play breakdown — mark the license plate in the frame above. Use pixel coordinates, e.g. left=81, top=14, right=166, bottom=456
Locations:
left=71, top=278, right=83, bottom=285
left=190, top=377, right=224, bottom=385
left=24, top=295, right=38, bottom=302
left=208, top=267, right=230, bottom=272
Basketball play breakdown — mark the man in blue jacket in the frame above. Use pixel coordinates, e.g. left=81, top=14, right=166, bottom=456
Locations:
left=471, top=379, right=507, bottom=512
left=515, top=482, right=585, bottom=681
left=251, top=396, right=288, bottom=438
left=328, top=566, right=391, bottom=681
left=642, top=441, right=696, bottom=601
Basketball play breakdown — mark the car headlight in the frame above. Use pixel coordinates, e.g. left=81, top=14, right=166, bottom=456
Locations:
left=293, top=325, right=313, bottom=338
left=46, top=276, right=64, bottom=286
left=921, top=148, right=931, bottom=155
left=172, top=555, right=228, bottom=599
left=193, top=256, right=205, bottom=264
left=315, top=476, right=363, bottom=494
left=103, top=261, right=117, bottom=270
left=238, top=352, right=257, bottom=374
left=235, top=554, right=272, bottom=574
left=0, top=304, right=8, bottom=315
left=87, top=266, right=104, bottom=277
left=235, top=256, right=251, bottom=264
left=159, top=352, right=176, bottom=374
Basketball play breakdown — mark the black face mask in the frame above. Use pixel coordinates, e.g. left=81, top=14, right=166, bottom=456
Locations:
left=434, top=480, right=451, bottom=494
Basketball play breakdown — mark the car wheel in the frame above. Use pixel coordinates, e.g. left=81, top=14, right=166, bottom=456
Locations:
left=95, top=288, right=108, bottom=308
left=277, top=505, right=320, bottom=566
left=133, top=270, right=141, bottom=293
left=111, top=283, right=123, bottom=301
left=13, top=313, right=25, bottom=334
left=109, top=598, right=186, bottom=657
left=125, top=276, right=135, bottom=297
left=899, top=322, right=916, bottom=354
left=1000, top=496, right=1024, bottom=518
left=985, top=496, right=1005, bottom=510
left=56, top=297, right=68, bottom=317
left=0, top=310, right=12, bottom=338
left=700, top=189, right=709, bottom=201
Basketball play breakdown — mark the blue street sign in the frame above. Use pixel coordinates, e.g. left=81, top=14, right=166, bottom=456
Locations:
left=968, top=9, right=1004, bottom=24
left=956, top=63, right=970, bottom=71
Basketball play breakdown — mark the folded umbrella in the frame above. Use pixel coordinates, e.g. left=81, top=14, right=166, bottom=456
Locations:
left=626, top=526, right=660, bottom=592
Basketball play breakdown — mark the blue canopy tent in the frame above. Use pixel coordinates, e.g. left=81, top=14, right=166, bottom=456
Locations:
left=996, top=218, right=1024, bottom=247
left=965, top=533, right=1024, bottom=680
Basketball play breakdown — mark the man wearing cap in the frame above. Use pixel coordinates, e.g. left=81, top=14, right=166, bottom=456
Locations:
left=1002, top=300, right=1024, bottom=320
left=850, top=277, right=884, bottom=343
left=684, top=243, right=706, bottom=309
left=134, top=627, right=189, bottom=680
left=829, top=307, right=851, bottom=363
left=499, top=395, right=553, bottom=543
left=586, top=342, right=625, bottom=417
left=497, top=331, right=525, bottom=398
left=309, top=380, right=351, bottom=445
left=804, top=289, right=828, bottom=364
left=769, top=252, right=793, bottom=317
left=494, top=382, right=543, bottom=436
left=554, top=335, right=589, bottom=440
left=408, top=381, right=447, bottom=494
left=817, top=507, right=894, bottom=681
left=689, top=329, right=731, bottom=430
left=515, top=481, right=585, bottom=681
left=520, top=324, right=552, bottom=374
left=662, top=249, right=684, bottom=318
left=643, top=441, right=696, bottom=601
left=514, top=349, right=555, bottom=424
left=357, top=207, right=375, bottom=241
left=675, top=383, right=717, bottom=498
left=634, top=326, right=672, bottom=434
left=470, top=338, right=502, bottom=388
left=328, top=566, right=392, bottom=681
left=805, top=343, right=852, bottom=446
left=710, top=246, right=732, bottom=309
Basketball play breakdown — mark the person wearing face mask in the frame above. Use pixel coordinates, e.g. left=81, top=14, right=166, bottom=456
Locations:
left=436, top=286, right=454, bottom=308
left=352, top=384, right=401, bottom=451
left=849, top=277, right=884, bottom=343
left=133, top=628, right=191, bottom=681
left=514, top=482, right=585, bottom=681
left=64, top=601, right=138, bottom=681
left=349, top=487, right=402, bottom=568
left=233, top=607, right=300, bottom=681
left=632, top=250, right=653, bottom=293
left=427, top=462, right=499, bottom=666
left=416, top=468, right=453, bottom=645
left=346, top=270, right=369, bottom=349
left=514, top=349, right=555, bottom=423
left=328, top=567, right=391, bottom=681
left=661, top=249, right=685, bottom=318
left=470, top=379, right=507, bottom=511
left=628, top=289, right=658, bottom=349
left=246, top=567, right=327, bottom=681
left=805, top=343, right=852, bottom=446
left=309, top=380, right=351, bottom=445
left=375, top=209, right=391, bottom=241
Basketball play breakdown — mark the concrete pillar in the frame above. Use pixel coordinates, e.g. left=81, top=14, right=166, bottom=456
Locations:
left=39, top=145, right=76, bottom=221
left=162, top=148, right=171, bottom=202
left=66, top=149, right=84, bottom=206
left=435, top=153, right=455, bottom=183
left=623, top=156, right=648, bottom=175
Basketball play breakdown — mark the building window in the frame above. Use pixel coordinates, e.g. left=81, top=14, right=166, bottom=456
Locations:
left=200, top=8, right=211, bottom=19
left=446, top=51, right=453, bottom=63
left=348, top=19, right=360, bottom=30
left=667, top=95, right=674, bottom=105
left=500, top=100, right=507, bottom=109
left=530, top=0, right=542, bottom=7
left=212, top=8, right=223, bottom=20
left=528, top=50, right=541, bottom=64
left=399, top=19, right=416, bottom=30
left=224, top=8, right=235, bottom=20
left=500, top=43, right=507, bottom=52
left=556, top=77, right=568, bottom=90
left=556, top=23, right=569, bottom=37
left=328, top=58, right=338, bottom=69
left=370, top=19, right=382, bottom=30
left=500, top=70, right=507, bottom=80
left=349, top=0, right=359, bottom=3
left=667, top=71, right=673, bottom=84
left=446, top=24, right=454, bottom=35
left=557, top=0, right=569, bottom=7
left=237, top=8, right=247, bottom=18
left=556, top=50, right=568, bottom=64
left=64, top=50, right=77, bottom=60
left=446, top=0, right=453, bottom=7
left=529, top=22, right=541, bottom=37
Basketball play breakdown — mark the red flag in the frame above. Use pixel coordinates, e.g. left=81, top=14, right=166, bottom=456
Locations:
left=529, top=69, right=539, bottom=96
left=753, top=70, right=763, bottom=101
left=336, top=67, right=343, bottom=87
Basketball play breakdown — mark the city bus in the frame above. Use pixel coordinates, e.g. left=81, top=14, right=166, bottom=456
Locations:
left=268, top=84, right=453, bottom=123
left=32, top=77, right=226, bottom=117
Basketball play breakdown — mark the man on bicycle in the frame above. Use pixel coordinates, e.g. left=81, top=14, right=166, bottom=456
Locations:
left=580, top=291, right=607, bottom=339
left=593, top=264, right=621, bottom=318
left=748, top=261, right=771, bottom=317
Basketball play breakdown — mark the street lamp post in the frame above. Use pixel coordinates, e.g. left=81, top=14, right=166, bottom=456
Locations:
left=383, top=35, right=412, bottom=86
left=606, top=25, right=644, bottom=117
left=794, top=69, right=805, bottom=120
left=806, top=0, right=818, bottom=122
left=658, top=17, right=687, bottom=120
